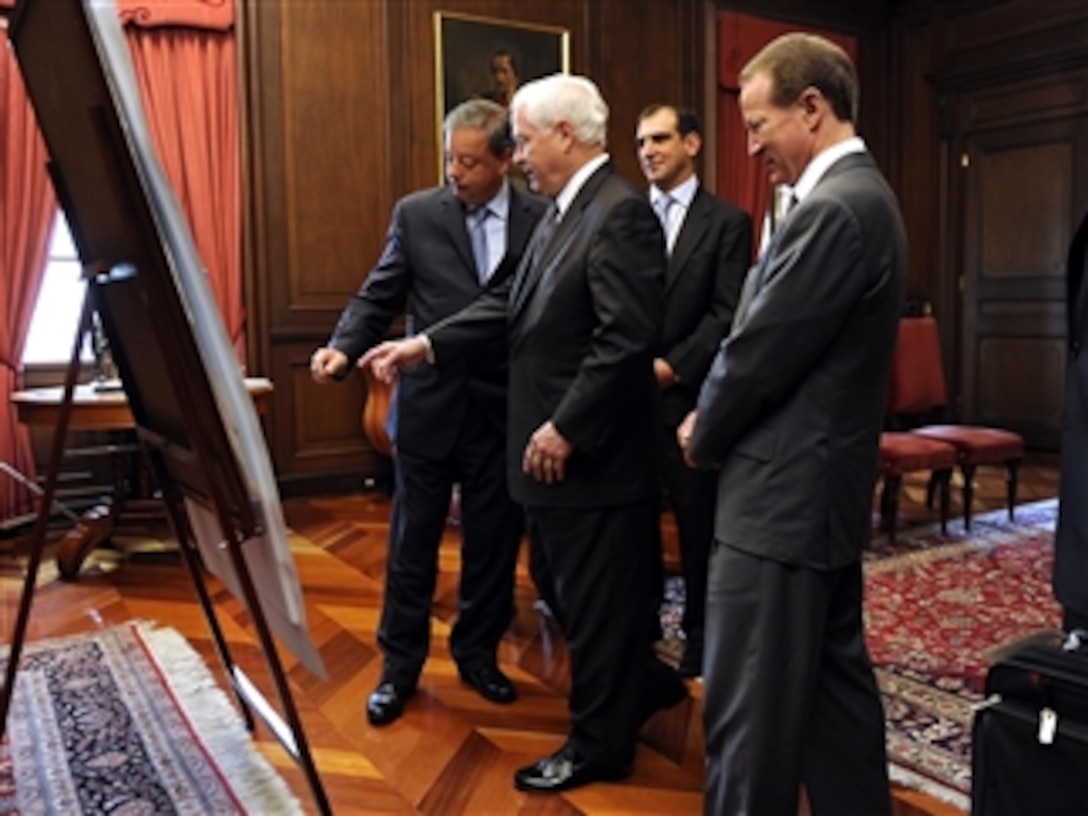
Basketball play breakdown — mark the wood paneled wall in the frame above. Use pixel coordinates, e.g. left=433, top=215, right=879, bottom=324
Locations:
left=242, top=0, right=1088, bottom=491
left=887, top=0, right=1088, bottom=445
left=241, top=0, right=707, bottom=493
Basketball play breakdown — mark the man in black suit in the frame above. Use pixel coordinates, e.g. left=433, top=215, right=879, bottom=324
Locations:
left=635, top=104, right=752, bottom=677
left=364, top=73, right=687, bottom=793
left=310, top=99, right=546, bottom=726
left=679, top=34, right=905, bottom=814
left=1055, top=210, right=1088, bottom=634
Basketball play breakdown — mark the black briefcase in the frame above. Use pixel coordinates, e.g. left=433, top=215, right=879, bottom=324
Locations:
left=971, top=633, right=1088, bottom=816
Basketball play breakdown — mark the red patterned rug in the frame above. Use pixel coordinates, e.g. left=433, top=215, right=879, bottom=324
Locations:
left=865, top=498, right=1062, bottom=810
left=656, top=500, right=1061, bottom=810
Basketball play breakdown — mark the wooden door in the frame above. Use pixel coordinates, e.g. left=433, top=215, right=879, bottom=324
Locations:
left=956, top=107, right=1088, bottom=449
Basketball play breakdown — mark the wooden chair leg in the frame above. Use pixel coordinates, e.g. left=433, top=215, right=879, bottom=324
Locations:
left=1006, top=458, right=1021, bottom=522
left=881, top=475, right=902, bottom=541
left=962, top=464, right=977, bottom=531
left=937, top=469, right=951, bottom=535
left=925, top=472, right=939, bottom=509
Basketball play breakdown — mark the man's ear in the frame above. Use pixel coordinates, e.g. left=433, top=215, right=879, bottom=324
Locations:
left=683, top=131, right=702, bottom=159
left=799, top=86, right=825, bottom=128
left=555, top=120, right=577, bottom=151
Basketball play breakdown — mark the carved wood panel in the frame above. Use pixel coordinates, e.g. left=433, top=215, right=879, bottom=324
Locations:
left=240, top=0, right=704, bottom=492
left=960, top=118, right=1086, bottom=447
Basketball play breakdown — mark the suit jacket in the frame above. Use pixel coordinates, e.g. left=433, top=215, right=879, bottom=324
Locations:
left=429, top=162, right=667, bottom=508
left=658, top=187, right=752, bottom=427
left=328, top=183, right=546, bottom=458
left=688, top=152, right=907, bottom=569
left=1055, top=211, right=1088, bottom=615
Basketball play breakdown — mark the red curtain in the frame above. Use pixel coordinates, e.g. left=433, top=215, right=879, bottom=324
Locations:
left=0, top=0, right=240, bottom=520
left=716, top=13, right=857, bottom=253
left=117, top=0, right=232, bottom=29
left=1, top=24, right=56, bottom=520
left=0, top=1, right=243, bottom=356
left=124, top=21, right=244, bottom=359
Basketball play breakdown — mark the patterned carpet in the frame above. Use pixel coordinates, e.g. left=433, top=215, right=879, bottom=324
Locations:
left=659, top=499, right=1061, bottom=812
left=0, top=622, right=301, bottom=815
left=866, top=498, right=1061, bottom=810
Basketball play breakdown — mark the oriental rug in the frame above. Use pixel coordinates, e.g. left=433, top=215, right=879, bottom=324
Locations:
left=658, top=498, right=1062, bottom=813
left=0, top=621, right=302, bottom=815
left=867, top=498, right=1061, bottom=811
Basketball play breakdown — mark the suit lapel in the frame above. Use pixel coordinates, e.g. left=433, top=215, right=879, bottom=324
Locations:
left=440, top=189, right=476, bottom=280
left=735, top=152, right=873, bottom=330
left=667, top=188, right=710, bottom=291
left=491, top=187, right=535, bottom=287
left=511, top=163, right=613, bottom=320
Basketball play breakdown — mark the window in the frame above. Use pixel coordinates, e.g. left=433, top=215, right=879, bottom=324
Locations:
left=21, top=211, right=92, bottom=365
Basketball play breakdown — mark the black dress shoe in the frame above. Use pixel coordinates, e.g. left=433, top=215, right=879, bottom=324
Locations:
left=366, top=681, right=414, bottom=726
left=459, top=664, right=517, bottom=703
left=639, top=660, right=688, bottom=724
left=513, top=745, right=629, bottom=793
left=678, top=643, right=703, bottom=678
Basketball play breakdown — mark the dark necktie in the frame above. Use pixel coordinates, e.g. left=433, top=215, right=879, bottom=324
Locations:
left=528, top=203, right=559, bottom=267
left=513, top=204, right=560, bottom=317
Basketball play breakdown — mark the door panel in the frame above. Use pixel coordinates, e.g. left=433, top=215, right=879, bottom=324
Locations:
left=960, top=119, right=1083, bottom=448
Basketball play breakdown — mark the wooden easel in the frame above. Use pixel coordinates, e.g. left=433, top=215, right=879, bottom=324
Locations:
left=0, top=274, right=332, bottom=815
left=5, top=1, right=331, bottom=810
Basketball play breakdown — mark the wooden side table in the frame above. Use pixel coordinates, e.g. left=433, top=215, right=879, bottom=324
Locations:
left=11, top=378, right=273, bottom=579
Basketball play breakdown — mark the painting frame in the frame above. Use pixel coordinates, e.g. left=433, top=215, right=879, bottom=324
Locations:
left=434, top=11, right=570, bottom=178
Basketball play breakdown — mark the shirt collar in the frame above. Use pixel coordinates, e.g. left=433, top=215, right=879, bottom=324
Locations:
left=790, top=136, right=866, bottom=205
left=475, top=178, right=510, bottom=220
left=555, top=153, right=610, bottom=219
left=651, top=174, right=698, bottom=210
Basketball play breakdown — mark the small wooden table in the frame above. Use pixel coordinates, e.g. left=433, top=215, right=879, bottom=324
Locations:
left=11, top=377, right=273, bottom=578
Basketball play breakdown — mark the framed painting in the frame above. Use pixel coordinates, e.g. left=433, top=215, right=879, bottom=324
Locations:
left=434, top=11, right=570, bottom=175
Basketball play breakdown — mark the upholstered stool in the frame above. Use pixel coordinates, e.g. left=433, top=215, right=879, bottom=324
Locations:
left=878, top=432, right=958, bottom=540
left=910, top=425, right=1024, bottom=530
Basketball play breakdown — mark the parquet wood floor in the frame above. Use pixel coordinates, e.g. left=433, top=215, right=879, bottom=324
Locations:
left=0, top=453, right=1059, bottom=815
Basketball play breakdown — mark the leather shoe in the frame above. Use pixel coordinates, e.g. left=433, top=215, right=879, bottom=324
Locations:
left=678, top=643, right=703, bottom=678
left=366, top=681, right=414, bottom=726
left=514, top=744, right=629, bottom=793
left=459, top=664, right=517, bottom=703
left=639, top=661, right=688, bottom=725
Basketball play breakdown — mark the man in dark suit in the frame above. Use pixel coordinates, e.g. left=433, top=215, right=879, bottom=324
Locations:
left=635, top=104, right=752, bottom=677
left=363, top=73, right=688, bottom=793
left=679, top=34, right=906, bottom=815
left=310, top=99, right=546, bottom=726
left=1055, top=210, right=1088, bottom=634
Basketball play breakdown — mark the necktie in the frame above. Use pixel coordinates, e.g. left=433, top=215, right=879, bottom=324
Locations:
left=656, top=194, right=676, bottom=254
left=515, top=203, right=560, bottom=319
left=758, top=191, right=799, bottom=261
left=470, top=206, right=491, bottom=283
left=529, top=203, right=559, bottom=266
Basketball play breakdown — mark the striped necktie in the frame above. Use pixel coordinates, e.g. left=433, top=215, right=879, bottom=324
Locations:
left=656, top=194, right=677, bottom=255
left=469, top=206, right=491, bottom=283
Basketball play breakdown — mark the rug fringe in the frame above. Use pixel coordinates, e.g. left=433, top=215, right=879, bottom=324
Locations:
left=889, top=762, right=970, bottom=812
left=135, top=621, right=305, bottom=815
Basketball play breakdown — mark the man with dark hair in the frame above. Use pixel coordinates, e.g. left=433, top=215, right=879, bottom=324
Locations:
left=635, top=103, right=751, bottom=677
left=311, top=98, right=546, bottom=726
left=680, top=33, right=905, bottom=814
